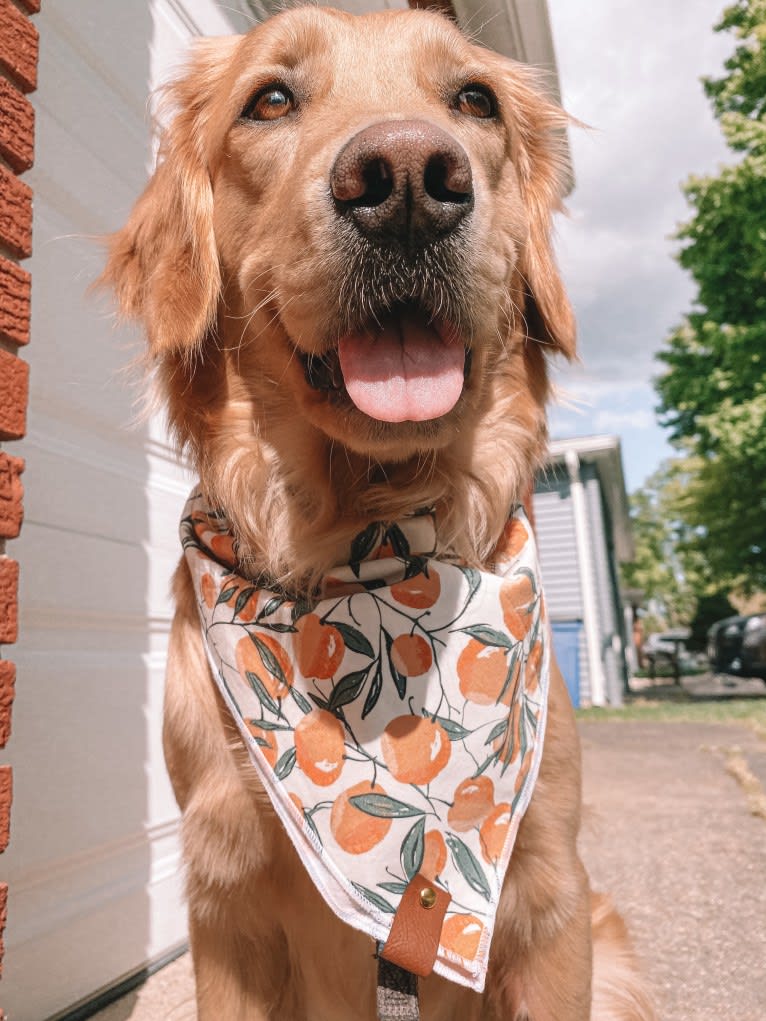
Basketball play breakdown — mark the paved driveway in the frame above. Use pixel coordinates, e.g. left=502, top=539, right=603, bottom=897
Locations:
left=579, top=718, right=766, bottom=1021
left=91, top=715, right=766, bottom=1021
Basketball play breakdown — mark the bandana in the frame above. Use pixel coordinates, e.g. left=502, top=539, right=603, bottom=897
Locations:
left=181, top=488, right=550, bottom=993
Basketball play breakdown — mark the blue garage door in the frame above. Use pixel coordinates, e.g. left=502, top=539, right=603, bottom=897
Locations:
left=551, top=621, right=582, bottom=708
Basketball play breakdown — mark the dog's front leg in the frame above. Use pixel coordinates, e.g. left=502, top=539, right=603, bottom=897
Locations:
left=506, top=871, right=593, bottom=1021
left=189, top=908, right=300, bottom=1021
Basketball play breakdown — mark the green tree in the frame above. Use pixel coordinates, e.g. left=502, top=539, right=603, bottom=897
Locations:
left=621, top=462, right=700, bottom=628
left=655, top=0, right=766, bottom=592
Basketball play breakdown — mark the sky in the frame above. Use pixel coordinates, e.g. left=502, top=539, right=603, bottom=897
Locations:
left=545, top=0, right=734, bottom=491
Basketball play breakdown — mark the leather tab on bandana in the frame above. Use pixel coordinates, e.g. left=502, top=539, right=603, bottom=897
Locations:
left=380, top=873, right=451, bottom=977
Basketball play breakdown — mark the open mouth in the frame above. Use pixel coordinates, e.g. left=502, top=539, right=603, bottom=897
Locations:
left=300, top=304, right=471, bottom=424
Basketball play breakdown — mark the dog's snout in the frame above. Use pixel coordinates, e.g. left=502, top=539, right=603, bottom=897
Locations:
left=330, top=120, right=473, bottom=245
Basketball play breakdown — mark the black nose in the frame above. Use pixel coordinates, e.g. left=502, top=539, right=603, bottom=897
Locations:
left=330, top=119, right=473, bottom=246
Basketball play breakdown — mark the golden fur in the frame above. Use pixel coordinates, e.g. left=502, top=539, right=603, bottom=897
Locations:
left=103, top=8, right=656, bottom=1019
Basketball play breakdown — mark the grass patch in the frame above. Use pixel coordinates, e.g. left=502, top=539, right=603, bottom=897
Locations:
left=576, top=696, right=766, bottom=739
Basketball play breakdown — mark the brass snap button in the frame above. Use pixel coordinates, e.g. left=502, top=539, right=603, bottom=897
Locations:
left=419, top=886, right=437, bottom=909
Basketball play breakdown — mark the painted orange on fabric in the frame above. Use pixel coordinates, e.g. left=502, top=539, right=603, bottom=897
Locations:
left=497, top=518, right=529, bottom=560
left=294, top=709, right=346, bottom=787
left=390, top=567, right=441, bottom=609
left=246, top=721, right=278, bottom=768
left=331, top=780, right=392, bottom=854
left=447, top=776, right=495, bottom=832
left=479, top=802, right=511, bottom=864
left=210, top=532, right=237, bottom=566
left=493, top=701, right=522, bottom=766
left=200, top=572, right=217, bottom=609
left=295, top=613, right=345, bottom=679
left=235, top=633, right=293, bottom=699
left=441, top=914, right=484, bottom=961
left=422, top=830, right=447, bottom=880
left=457, top=639, right=517, bottom=706
left=499, top=575, right=535, bottom=640
left=390, top=633, right=433, bottom=677
left=380, top=715, right=451, bottom=785
left=526, top=639, right=543, bottom=694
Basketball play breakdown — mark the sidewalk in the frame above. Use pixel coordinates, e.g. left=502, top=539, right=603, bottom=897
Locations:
left=579, top=715, right=766, bottom=1021
left=91, top=710, right=766, bottom=1021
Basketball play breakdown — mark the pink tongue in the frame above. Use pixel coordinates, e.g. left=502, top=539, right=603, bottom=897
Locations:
left=338, top=315, right=465, bottom=423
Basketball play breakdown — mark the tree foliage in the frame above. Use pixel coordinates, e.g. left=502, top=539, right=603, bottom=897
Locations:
left=621, top=463, right=700, bottom=628
left=655, top=0, right=766, bottom=592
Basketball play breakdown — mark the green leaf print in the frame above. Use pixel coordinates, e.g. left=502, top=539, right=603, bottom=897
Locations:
left=400, top=817, right=425, bottom=880
left=328, top=669, right=368, bottom=711
left=249, top=718, right=291, bottom=731
left=259, top=595, right=287, bottom=619
left=457, top=565, right=481, bottom=606
left=384, top=629, right=407, bottom=699
left=245, top=671, right=279, bottom=715
left=385, top=523, right=410, bottom=559
left=233, top=586, right=256, bottom=617
left=378, top=881, right=408, bottom=895
left=423, top=712, right=471, bottom=742
left=333, top=622, right=375, bottom=659
left=290, top=687, right=313, bottom=714
left=484, top=718, right=508, bottom=746
left=275, top=747, right=296, bottom=780
left=362, top=663, right=382, bottom=719
left=350, top=522, right=382, bottom=567
left=250, top=633, right=289, bottom=688
left=459, top=625, right=514, bottom=649
left=514, top=566, right=538, bottom=594
left=445, top=834, right=491, bottom=901
left=349, top=793, right=425, bottom=819
left=496, top=651, right=520, bottom=705
left=352, top=883, right=396, bottom=914
left=216, top=585, right=238, bottom=606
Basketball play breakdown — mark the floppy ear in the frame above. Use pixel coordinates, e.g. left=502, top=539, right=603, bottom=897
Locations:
left=497, top=62, right=577, bottom=359
left=101, top=37, right=240, bottom=357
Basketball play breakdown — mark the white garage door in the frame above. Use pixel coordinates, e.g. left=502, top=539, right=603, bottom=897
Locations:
left=2, top=3, right=252, bottom=1018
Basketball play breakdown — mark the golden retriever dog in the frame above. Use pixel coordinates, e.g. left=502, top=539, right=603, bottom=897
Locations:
left=103, top=7, right=656, bottom=1019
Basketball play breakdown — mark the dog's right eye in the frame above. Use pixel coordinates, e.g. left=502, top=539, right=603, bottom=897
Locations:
left=241, top=85, right=296, bottom=122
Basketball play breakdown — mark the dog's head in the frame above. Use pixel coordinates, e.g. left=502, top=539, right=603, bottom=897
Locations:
left=103, top=7, right=575, bottom=585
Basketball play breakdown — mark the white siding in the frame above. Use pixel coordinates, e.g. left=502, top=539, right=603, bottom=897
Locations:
left=3, top=3, right=240, bottom=1018
left=534, top=470, right=592, bottom=703
left=534, top=461, right=628, bottom=707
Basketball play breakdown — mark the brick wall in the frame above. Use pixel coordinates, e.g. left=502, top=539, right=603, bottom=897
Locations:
left=0, top=0, right=39, bottom=985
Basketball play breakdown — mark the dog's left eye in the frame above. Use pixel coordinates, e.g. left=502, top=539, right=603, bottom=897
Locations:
left=241, top=85, right=295, bottom=122
left=454, top=85, right=497, bottom=119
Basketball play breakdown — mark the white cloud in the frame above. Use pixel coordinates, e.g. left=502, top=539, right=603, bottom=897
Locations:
left=543, top=0, right=734, bottom=483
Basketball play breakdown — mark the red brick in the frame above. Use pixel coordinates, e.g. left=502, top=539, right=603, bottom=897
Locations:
left=0, top=256, right=30, bottom=346
left=0, top=0, right=38, bottom=93
left=0, top=766, right=11, bottom=853
left=0, top=882, right=6, bottom=978
left=0, top=78, right=34, bottom=173
left=0, top=454, right=23, bottom=540
left=0, top=166, right=32, bottom=258
left=0, top=661, right=14, bottom=748
left=0, top=559, right=19, bottom=644
left=0, top=350, right=29, bottom=439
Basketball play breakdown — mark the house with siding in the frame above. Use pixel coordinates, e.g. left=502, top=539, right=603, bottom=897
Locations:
left=534, top=435, right=634, bottom=708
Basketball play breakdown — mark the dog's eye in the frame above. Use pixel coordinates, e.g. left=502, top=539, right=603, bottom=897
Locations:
left=454, top=85, right=497, bottom=119
left=241, top=85, right=295, bottom=122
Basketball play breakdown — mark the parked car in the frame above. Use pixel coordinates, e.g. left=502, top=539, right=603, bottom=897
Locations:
left=707, top=613, right=766, bottom=680
left=742, top=614, right=766, bottom=680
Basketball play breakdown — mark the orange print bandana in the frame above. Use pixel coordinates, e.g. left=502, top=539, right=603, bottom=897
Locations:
left=181, top=488, right=550, bottom=992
